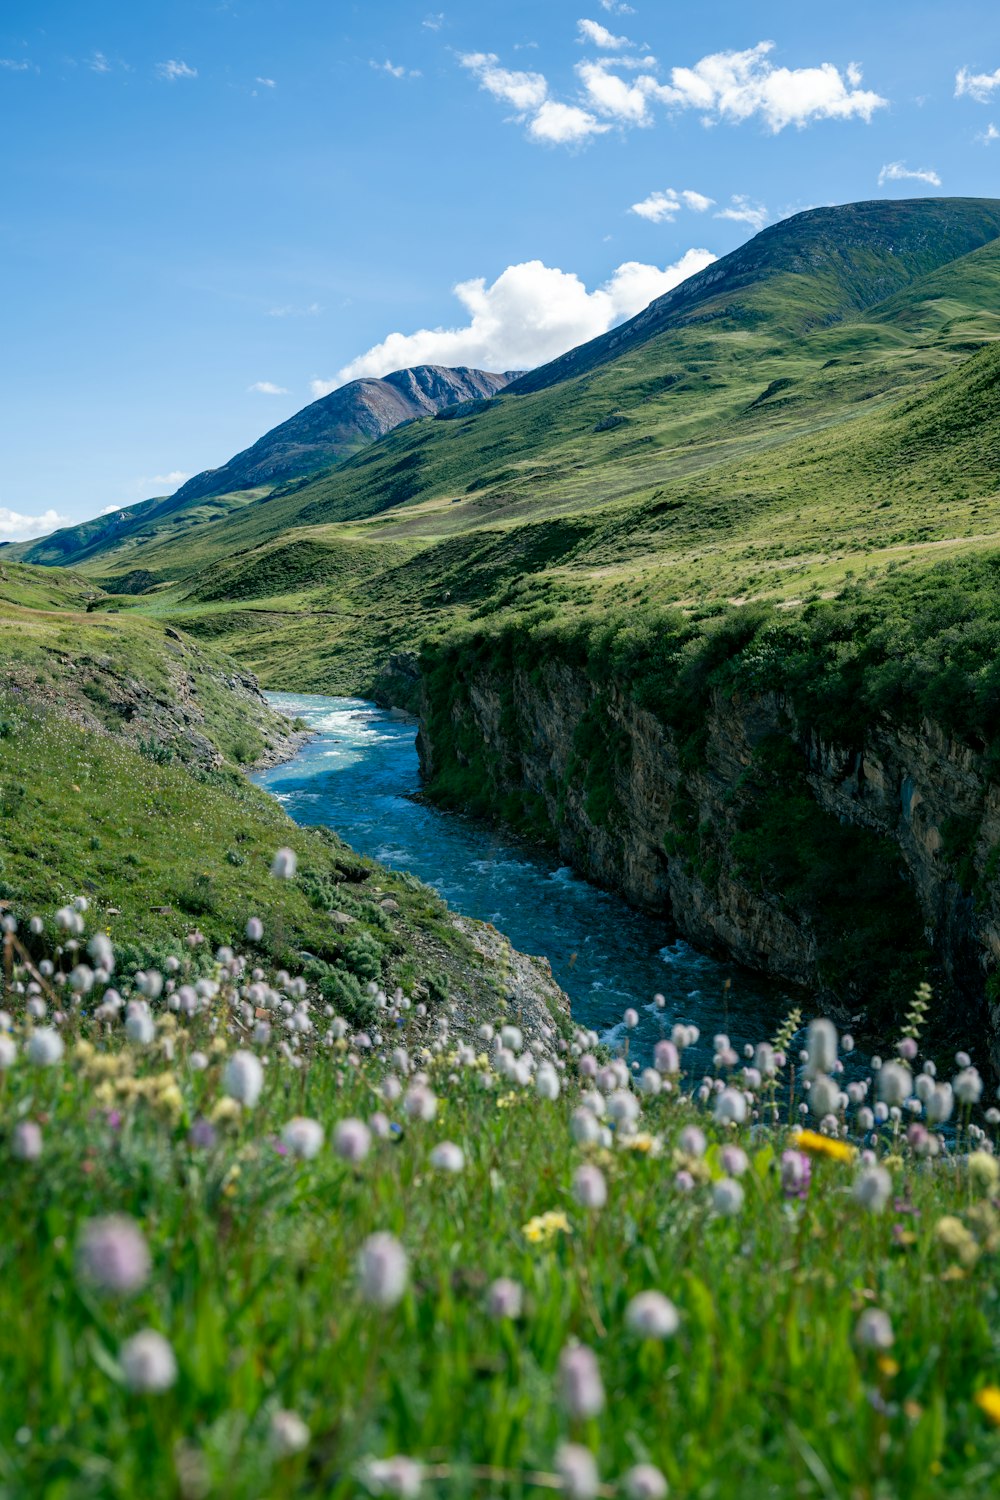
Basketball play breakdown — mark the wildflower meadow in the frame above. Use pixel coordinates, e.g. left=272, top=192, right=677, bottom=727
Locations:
left=3, top=881, right=1000, bottom=1498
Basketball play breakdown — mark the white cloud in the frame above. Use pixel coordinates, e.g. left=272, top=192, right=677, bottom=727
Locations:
left=578, top=18, right=632, bottom=50
left=528, top=99, right=610, bottom=143
left=599, top=0, right=635, bottom=11
left=715, top=194, right=769, bottom=230
left=878, top=161, right=942, bottom=187
left=681, top=189, right=714, bottom=212
left=956, top=66, right=1000, bottom=102
left=0, top=507, right=71, bottom=542
left=99, top=504, right=125, bottom=515
left=371, top=59, right=421, bottom=79
left=423, top=12, right=445, bottom=29
left=458, top=52, right=605, bottom=144
left=650, top=42, right=887, bottom=131
left=156, top=60, right=197, bottom=82
left=462, top=38, right=885, bottom=147
left=89, top=51, right=111, bottom=73
left=267, top=301, right=321, bottom=317
left=630, top=187, right=715, bottom=222
left=256, top=76, right=276, bottom=88
left=460, top=53, right=548, bottom=111
left=248, top=381, right=291, bottom=395
left=0, top=58, right=31, bottom=72
left=578, top=60, right=650, bottom=123
left=631, top=190, right=682, bottom=222
left=314, top=249, right=717, bottom=394
left=461, top=52, right=607, bottom=143
left=129, top=472, right=191, bottom=496
left=977, top=122, right=1000, bottom=144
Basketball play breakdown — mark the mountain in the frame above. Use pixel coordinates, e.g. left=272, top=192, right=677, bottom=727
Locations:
left=17, top=197, right=1000, bottom=601
left=170, top=364, right=523, bottom=504
left=12, top=364, right=521, bottom=571
left=510, top=197, right=1000, bottom=394
left=9, top=195, right=1000, bottom=1036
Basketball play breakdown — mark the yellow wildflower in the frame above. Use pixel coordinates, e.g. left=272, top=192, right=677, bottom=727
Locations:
left=935, top=1215, right=980, bottom=1267
left=221, top=1164, right=241, bottom=1198
left=209, top=1037, right=228, bottom=1056
left=975, top=1386, right=1000, bottom=1425
left=967, top=1203, right=1000, bottom=1252
left=210, top=1097, right=243, bottom=1125
left=968, top=1152, right=1000, bottom=1193
left=156, top=1083, right=184, bottom=1122
left=522, top=1210, right=571, bottom=1245
left=81, top=1051, right=132, bottom=1082
left=791, top=1129, right=857, bottom=1164
left=622, top=1132, right=660, bottom=1155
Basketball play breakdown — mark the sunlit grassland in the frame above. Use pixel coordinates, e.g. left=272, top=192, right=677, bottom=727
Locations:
left=75, top=316, right=1000, bottom=697
left=4, top=912, right=1000, bottom=1498
left=0, top=690, right=515, bottom=1025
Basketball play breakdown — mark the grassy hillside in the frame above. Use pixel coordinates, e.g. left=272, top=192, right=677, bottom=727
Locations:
left=101, top=331, right=1000, bottom=698
left=2, top=199, right=992, bottom=709
left=511, top=196, right=1000, bottom=391
left=0, top=568, right=557, bottom=1032
left=0, top=560, right=295, bottom=768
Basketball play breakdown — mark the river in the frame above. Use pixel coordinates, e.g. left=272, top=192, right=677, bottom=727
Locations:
left=255, top=693, right=798, bottom=1070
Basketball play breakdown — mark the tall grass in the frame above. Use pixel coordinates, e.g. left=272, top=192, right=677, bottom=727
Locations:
left=3, top=898, right=1000, bottom=1498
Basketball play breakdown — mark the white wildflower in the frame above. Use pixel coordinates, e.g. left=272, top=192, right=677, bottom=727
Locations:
left=270, top=1407, right=309, bottom=1455
left=624, top=1464, right=669, bottom=1499
left=556, top=1444, right=599, bottom=1500
left=429, top=1141, right=465, bottom=1173
left=358, top=1232, right=408, bottom=1308
left=572, top=1163, right=607, bottom=1210
left=855, top=1308, right=893, bottom=1350
left=282, top=1117, right=325, bottom=1160
left=270, top=847, right=297, bottom=879
left=626, top=1291, right=679, bottom=1339
left=853, top=1165, right=892, bottom=1215
left=223, top=1050, right=264, bottom=1107
left=77, top=1215, right=150, bottom=1295
left=120, top=1329, right=177, bottom=1392
left=712, top=1178, right=744, bottom=1216
left=334, top=1118, right=371, bottom=1164
left=27, top=1028, right=64, bottom=1066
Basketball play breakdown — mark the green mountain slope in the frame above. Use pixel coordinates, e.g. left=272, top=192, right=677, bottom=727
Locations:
left=11, top=366, right=520, bottom=575
left=12, top=196, right=1000, bottom=699
left=511, top=197, right=1000, bottom=392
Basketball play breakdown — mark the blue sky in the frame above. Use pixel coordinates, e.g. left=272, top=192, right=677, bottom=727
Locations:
left=2, top=0, right=1000, bottom=536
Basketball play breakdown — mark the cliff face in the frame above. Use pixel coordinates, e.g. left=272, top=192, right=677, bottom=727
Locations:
left=396, top=652, right=1000, bottom=1064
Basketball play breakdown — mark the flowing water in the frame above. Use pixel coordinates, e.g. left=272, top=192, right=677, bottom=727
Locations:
left=255, top=693, right=798, bottom=1071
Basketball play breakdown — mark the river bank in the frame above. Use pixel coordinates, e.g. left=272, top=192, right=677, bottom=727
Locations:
left=254, top=692, right=798, bottom=1072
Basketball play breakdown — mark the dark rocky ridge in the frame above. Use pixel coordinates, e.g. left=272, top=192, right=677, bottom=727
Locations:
left=13, top=365, right=522, bottom=569
left=171, top=365, right=523, bottom=505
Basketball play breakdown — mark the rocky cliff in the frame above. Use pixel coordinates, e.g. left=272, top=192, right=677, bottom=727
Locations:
left=386, top=647, right=1000, bottom=1063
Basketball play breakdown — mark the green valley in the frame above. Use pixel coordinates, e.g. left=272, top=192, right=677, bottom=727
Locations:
left=10, top=196, right=1000, bottom=1046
